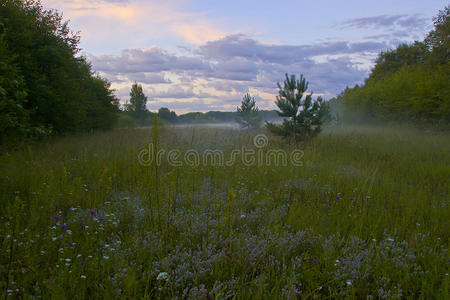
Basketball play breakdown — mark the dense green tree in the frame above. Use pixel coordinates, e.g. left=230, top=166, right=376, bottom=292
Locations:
left=0, top=26, right=30, bottom=146
left=340, top=6, right=450, bottom=127
left=125, top=82, right=148, bottom=126
left=425, top=6, right=449, bottom=65
left=158, top=107, right=178, bottom=123
left=127, top=82, right=148, bottom=113
left=0, top=0, right=119, bottom=146
left=236, top=93, right=261, bottom=129
left=370, top=42, right=428, bottom=81
left=266, top=74, right=329, bottom=143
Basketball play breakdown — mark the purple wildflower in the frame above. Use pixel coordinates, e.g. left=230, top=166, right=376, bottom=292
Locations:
left=81, top=261, right=85, bottom=266
left=54, top=216, right=61, bottom=221
left=313, top=259, right=318, bottom=264
left=60, top=234, right=63, bottom=240
left=336, top=196, right=341, bottom=200
left=179, top=247, right=183, bottom=251
left=328, top=201, right=332, bottom=206
left=69, top=242, right=73, bottom=247
left=61, top=224, right=67, bottom=231
left=90, top=210, right=95, bottom=216
left=98, top=217, right=105, bottom=221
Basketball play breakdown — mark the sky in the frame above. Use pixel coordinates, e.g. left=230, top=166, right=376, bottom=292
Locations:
left=41, top=0, right=447, bottom=113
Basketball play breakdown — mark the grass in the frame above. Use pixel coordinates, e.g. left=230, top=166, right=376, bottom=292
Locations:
left=0, top=124, right=449, bottom=299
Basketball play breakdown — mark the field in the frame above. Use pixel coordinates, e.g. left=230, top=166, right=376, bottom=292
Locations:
left=0, top=125, right=449, bottom=299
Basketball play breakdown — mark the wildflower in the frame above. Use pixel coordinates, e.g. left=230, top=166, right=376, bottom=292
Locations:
left=80, top=275, right=87, bottom=279
left=69, top=242, right=73, bottom=247
left=346, top=280, right=353, bottom=286
left=336, top=196, right=341, bottom=200
left=60, top=234, right=63, bottom=240
left=81, top=261, right=85, bottom=266
left=157, top=272, right=169, bottom=281
left=98, top=217, right=105, bottom=221
left=54, top=216, right=61, bottom=221
left=313, top=259, right=318, bottom=264
left=61, top=224, right=67, bottom=231
left=328, top=201, right=331, bottom=206
left=103, top=255, right=110, bottom=260
left=65, top=258, right=71, bottom=262
left=90, top=210, right=95, bottom=216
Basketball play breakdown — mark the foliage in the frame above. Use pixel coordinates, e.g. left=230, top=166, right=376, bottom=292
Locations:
left=425, top=6, right=450, bottom=65
left=0, top=0, right=119, bottom=147
left=340, top=6, right=450, bottom=127
left=127, top=82, right=148, bottom=113
left=267, top=74, right=329, bottom=143
left=236, top=93, right=262, bottom=129
left=158, top=107, right=178, bottom=123
left=124, top=82, right=148, bottom=126
left=0, top=27, right=29, bottom=146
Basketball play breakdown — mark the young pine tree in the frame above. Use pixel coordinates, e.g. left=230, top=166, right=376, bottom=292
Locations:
left=236, top=93, right=262, bottom=129
left=266, top=74, right=329, bottom=143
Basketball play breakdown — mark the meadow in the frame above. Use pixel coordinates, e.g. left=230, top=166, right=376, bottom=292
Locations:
left=0, top=124, right=449, bottom=299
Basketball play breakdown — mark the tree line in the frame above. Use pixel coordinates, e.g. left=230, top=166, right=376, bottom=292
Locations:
left=0, top=0, right=119, bottom=147
left=332, top=7, right=449, bottom=127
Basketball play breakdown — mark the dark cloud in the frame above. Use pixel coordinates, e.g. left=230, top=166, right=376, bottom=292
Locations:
left=342, top=14, right=428, bottom=31
left=198, top=35, right=387, bottom=65
left=147, top=86, right=212, bottom=99
left=125, top=72, right=171, bottom=84
left=90, top=47, right=210, bottom=74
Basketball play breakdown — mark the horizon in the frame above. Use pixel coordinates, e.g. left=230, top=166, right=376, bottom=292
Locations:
left=42, top=0, right=447, bottom=114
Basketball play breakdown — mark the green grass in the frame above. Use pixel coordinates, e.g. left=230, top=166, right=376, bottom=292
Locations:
left=0, top=125, right=449, bottom=299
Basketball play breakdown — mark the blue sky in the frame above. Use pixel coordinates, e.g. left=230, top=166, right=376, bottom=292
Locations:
left=42, top=0, right=447, bottom=113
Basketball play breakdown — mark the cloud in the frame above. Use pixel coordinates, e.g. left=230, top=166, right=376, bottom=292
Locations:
left=124, top=72, right=172, bottom=84
left=89, top=47, right=210, bottom=74
left=171, top=23, right=226, bottom=45
left=198, top=34, right=387, bottom=65
left=90, top=34, right=380, bottom=112
left=42, top=0, right=229, bottom=49
left=147, top=85, right=212, bottom=99
left=342, top=14, right=428, bottom=31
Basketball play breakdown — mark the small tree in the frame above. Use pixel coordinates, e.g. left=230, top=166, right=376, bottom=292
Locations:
left=236, top=93, right=262, bottom=129
left=127, top=82, right=148, bottom=113
left=266, top=73, right=329, bottom=143
left=126, top=82, right=148, bottom=125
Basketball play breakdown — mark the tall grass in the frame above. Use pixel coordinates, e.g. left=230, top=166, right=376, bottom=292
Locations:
left=0, top=125, right=449, bottom=298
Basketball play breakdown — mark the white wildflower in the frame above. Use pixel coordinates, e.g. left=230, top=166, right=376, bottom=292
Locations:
left=157, top=272, right=169, bottom=281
